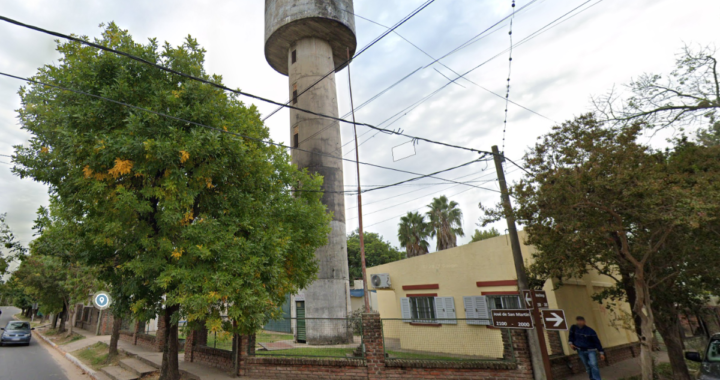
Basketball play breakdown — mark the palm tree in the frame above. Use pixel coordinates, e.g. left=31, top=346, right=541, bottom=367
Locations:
left=426, top=195, right=464, bottom=251
left=397, top=212, right=430, bottom=258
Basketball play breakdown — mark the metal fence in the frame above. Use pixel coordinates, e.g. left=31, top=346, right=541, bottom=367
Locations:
left=381, top=318, right=514, bottom=362
left=252, top=317, right=363, bottom=359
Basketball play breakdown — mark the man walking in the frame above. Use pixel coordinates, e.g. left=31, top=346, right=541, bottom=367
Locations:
left=569, top=316, right=605, bottom=380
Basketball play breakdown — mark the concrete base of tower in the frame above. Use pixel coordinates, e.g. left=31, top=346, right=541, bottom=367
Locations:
left=303, top=220, right=351, bottom=345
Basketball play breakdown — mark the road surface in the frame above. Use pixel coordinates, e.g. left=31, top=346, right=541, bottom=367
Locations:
left=0, top=306, right=90, bottom=380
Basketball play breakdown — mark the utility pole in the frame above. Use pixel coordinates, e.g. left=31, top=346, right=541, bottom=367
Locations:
left=348, top=48, right=370, bottom=313
left=492, top=145, right=549, bottom=380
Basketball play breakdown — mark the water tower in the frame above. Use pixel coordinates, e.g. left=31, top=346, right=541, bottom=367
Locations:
left=264, top=0, right=357, bottom=344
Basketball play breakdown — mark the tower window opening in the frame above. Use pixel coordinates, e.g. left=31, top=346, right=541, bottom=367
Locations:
left=291, top=50, right=297, bottom=64
left=293, top=90, right=298, bottom=105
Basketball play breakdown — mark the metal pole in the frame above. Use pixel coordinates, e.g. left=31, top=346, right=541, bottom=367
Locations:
left=347, top=48, right=370, bottom=313
left=491, top=145, right=548, bottom=380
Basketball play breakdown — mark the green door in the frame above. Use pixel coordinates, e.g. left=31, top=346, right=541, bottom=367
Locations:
left=296, top=301, right=306, bottom=343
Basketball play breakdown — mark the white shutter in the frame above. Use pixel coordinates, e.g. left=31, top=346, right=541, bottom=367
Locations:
left=474, top=296, right=492, bottom=326
left=464, top=296, right=479, bottom=325
left=434, top=297, right=446, bottom=321
left=400, top=297, right=412, bottom=322
left=442, top=297, right=457, bottom=324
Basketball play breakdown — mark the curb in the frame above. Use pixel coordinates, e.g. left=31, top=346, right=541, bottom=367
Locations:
left=35, top=329, right=103, bottom=380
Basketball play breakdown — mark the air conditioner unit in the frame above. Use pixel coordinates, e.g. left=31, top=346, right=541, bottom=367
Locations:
left=371, top=273, right=391, bottom=289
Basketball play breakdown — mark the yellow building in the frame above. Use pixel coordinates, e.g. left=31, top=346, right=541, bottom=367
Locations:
left=365, top=232, right=637, bottom=359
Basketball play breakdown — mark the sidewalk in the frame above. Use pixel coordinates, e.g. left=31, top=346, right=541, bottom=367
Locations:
left=39, top=325, right=238, bottom=380
left=566, top=351, right=669, bottom=380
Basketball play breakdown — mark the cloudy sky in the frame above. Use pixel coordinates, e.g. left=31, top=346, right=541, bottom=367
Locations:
left=1, top=0, right=718, bottom=257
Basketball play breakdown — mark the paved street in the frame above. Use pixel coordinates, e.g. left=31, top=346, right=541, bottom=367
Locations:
left=0, top=306, right=90, bottom=380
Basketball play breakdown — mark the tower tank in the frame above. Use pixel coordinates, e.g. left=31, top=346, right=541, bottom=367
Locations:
left=265, top=0, right=357, bottom=344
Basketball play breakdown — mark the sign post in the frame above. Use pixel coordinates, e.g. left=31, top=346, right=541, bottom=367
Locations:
left=530, top=290, right=553, bottom=380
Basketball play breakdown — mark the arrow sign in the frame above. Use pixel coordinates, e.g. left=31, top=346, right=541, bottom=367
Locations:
left=545, top=313, right=563, bottom=327
left=522, top=290, right=533, bottom=309
left=541, top=309, right=568, bottom=331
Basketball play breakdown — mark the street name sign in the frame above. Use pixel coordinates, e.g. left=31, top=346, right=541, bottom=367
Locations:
left=541, top=309, right=568, bottom=331
left=491, top=309, right=534, bottom=329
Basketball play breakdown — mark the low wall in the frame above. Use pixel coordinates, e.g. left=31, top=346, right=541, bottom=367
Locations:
left=183, top=314, right=534, bottom=380
left=119, top=330, right=160, bottom=351
left=550, top=342, right=640, bottom=379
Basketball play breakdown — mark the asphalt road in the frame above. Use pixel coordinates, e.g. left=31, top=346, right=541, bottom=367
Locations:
left=0, top=306, right=89, bottom=380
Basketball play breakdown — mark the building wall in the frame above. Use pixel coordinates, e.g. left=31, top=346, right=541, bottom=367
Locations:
left=366, top=232, right=637, bottom=357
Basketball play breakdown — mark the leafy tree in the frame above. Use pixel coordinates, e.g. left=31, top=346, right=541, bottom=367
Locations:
left=427, top=195, right=464, bottom=251
left=1, top=276, right=34, bottom=315
left=481, top=114, right=720, bottom=380
left=29, top=203, right=100, bottom=337
left=595, top=45, right=720, bottom=140
left=12, top=23, right=330, bottom=379
left=470, top=227, right=500, bottom=242
left=397, top=211, right=430, bottom=257
left=347, top=230, right=404, bottom=280
left=0, top=213, right=26, bottom=277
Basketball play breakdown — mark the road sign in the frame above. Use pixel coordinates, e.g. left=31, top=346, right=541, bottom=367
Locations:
left=491, top=309, right=534, bottom=329
left=541, top=309, right=568, bottom=330
left=523, top=290, right=549, bottom=310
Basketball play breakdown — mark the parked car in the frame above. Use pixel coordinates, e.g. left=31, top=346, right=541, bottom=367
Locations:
left=0, top=321, right=34, bottom=346
left=686, top=333, right=720, bottom=379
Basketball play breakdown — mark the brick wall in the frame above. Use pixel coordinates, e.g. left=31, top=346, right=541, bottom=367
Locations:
left=120, top=330, right=159, bottom=351
left=184, top=313, right=536, bottom=379
left=550, top=342, right=640, bottom=379
left=193, top=346, right=234, bottom=371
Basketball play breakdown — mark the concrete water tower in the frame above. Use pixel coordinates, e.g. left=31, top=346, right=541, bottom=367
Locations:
left=264, top=0, right=357, bottom=344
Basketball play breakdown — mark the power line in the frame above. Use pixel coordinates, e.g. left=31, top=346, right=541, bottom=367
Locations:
left=361, top=165, right=524, bottom=229
left=346, top=0, right=602, bottom=158
left=261, top=0, right=436, bottom=122
left=347, top=170, right=496, bottom=221
left=363, top=182, right=480, bottom=229
left=299, top=1, right=549, bottom=155
left=0, top=14, right=493, bottom=157
left=501, top=0, right=516, bottom=154
left=0, top=71, right=494, bottom=193
left=349, top=164, right=520, bottom=212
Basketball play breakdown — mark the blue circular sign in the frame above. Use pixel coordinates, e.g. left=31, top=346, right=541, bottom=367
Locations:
left=93, top=291, right=112, bottom=310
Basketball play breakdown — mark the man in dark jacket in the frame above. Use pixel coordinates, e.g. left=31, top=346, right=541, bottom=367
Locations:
left=569, top=316, right=605, bottom=380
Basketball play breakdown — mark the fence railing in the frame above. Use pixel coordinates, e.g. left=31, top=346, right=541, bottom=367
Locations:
left=381, top=318, right=514, bottom=362
left=251, top=317, right=363, bottom=359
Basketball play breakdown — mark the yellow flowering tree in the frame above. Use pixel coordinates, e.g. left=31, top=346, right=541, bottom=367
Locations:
left=12, top=23, right=330, bottom=380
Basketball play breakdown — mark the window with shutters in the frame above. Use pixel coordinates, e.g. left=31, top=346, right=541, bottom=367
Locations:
left=488, top=295, right=522, bottom=310
left=409, top=297, right=435, bottom=321
left=463, top=296, right=492, bottom=326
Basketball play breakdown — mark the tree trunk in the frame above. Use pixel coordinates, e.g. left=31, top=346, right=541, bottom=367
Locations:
left=654, top=303, right=692, bottom=380
left=160, top=304, right=181, bottom=380
left=633, top=274, right=655, bottom=380
left=618, top=265, right=643, bottom=337
left=58, top=304, right=67, bottom=333
left=108, top=316, right=123, bottom=358
left=66, top=301, right=75, bottom=337
left=52, top=313, right=58, bottom=329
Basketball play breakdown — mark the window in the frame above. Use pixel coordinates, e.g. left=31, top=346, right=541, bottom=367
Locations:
left=293, top=126, right=299, bottom=148
left=291, top=50, right=297, bottom=64
left=410, top=297, right=435, bottom=321
left=400, top=296, right=456, bottom=324
left=488, top=295, right=522, bottom=310
left=707, top=339, right=720, bottom=362
left=292, top=89, right=298, bottom=105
